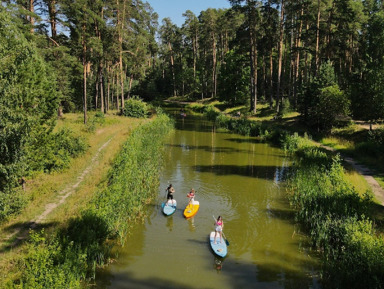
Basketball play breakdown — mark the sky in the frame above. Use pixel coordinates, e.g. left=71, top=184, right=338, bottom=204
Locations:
left=145, top=0, right=231, bottom=27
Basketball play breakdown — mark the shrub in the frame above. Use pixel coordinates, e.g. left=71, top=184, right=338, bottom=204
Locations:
left=26, top=128, right=88, bottom=173
left=121, top=97, right=149, bottom=118
left=204, top=105, right=221, bottom=121
left=11, top=231, right=84, bottom=289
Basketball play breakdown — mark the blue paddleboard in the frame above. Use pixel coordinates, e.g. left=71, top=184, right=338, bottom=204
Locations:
left=162, top=199, right=177, bottom=216
left=209, top=231, right=227, bottom=258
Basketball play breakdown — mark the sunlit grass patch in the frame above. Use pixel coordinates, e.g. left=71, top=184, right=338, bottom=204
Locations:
left=320, top=136, right=354, bottom=151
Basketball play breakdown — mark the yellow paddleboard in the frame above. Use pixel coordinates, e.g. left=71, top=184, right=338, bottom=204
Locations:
left=183, top=201, right=200, bottom=218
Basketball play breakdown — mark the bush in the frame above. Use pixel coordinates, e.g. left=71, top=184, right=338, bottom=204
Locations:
left=204, top=105, right=221, bottom=121
left=26, top=128, right=88, bottom=173
left=121, top=97, right=149, bottom=118
left=11, top=231, right=84, bottom=289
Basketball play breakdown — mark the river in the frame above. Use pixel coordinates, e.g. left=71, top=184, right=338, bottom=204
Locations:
left=96, top=112, right=321, bottom=289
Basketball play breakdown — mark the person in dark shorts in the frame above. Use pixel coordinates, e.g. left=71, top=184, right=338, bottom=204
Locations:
left=165, top=184, right=175, bottom=205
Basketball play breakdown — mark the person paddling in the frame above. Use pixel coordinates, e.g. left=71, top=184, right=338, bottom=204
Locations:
left=165, top=184, right=175, bottom=206
left=214, top=216, right=224, bottom=244
left=187, top=188, right=195, bottom=208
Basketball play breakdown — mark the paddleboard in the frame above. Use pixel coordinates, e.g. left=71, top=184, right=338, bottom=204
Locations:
left=183, top=200, right=199, bottom=218
left=162, top=199, right=177, bottom=216
left=209, top=231, right=227, bottom=258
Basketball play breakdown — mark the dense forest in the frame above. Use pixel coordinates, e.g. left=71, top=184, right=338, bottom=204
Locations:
left=2, top=0, right=384, bottom=121
left=2, top=0, right=384, bottom=213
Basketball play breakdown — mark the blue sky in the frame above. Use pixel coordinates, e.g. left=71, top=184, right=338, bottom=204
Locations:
left=145, top=0, right=231, bottom=27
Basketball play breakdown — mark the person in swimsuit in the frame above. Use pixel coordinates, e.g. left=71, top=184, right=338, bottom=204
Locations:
left=187, top=188, right=195, bottom=209
left=214, top=216, right=224, bottom=244
left=165, top=184, right=175, bottom=206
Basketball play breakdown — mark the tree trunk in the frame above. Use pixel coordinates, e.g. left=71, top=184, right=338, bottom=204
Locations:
left=29, top=0, right=34, bottom=34
left=47, top=0, right=57, bottom=39
left=293, top=5, right=304, bottom=109
left=168, top=41, right=176, bottom=97
left=276, top=0, right=285, bottom=113
left=315, top=0, right=321, bottom=75
left=82, top=24, right=87, bottom=124
left=212, top=31, right=217, bottom=98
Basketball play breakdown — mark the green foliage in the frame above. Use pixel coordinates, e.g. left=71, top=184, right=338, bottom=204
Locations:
left=299, top=62, right=350, bottom=132
left=0, top=10, right=58, bottom=192
left=204, top=106, right=221, bottom=121
left=284, top=134, right=384, bottom=288
left=121, top=97, right=149, bottom=118
left=354, top=128, right=384, bottom=164
left=11, top=231, right=84, bottom=289
left=26, top=128, right=88, bottom=173
left=0, top=188, right=27, bottom=221
left=59, top=211, right=111, bottom=270
left=218, top=49, right=249, bottom=105
left=92, top=113, right=173, bottom=242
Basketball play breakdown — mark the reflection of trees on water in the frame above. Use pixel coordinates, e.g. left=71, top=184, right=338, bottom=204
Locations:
left=166, top=215, right=173, bottom=232
left=274, top=159, right=290, bottom=184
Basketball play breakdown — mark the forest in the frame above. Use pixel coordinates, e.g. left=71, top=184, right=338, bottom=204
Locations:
left=2, top=0, right=384, bottom=223
left=2, top=0, right=384, bottom=221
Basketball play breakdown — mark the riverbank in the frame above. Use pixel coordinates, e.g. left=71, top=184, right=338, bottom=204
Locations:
left=0, top=111, right=173, bottom=287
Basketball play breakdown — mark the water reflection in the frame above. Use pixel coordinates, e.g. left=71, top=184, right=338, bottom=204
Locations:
left=166, top=215, right=173, bottom=231
left=187, top=217, right=195, bottom=232
left=214, top=257, right=224, bottom=273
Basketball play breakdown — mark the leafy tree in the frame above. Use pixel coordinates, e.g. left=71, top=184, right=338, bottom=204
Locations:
left=299, top=62, right=349, bottom=132
left=218, top=49, right=249, bottom=105
left=0, top=9, right=58, bottom=191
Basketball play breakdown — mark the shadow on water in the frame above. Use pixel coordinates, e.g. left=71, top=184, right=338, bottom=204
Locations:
left=224, top=137, right=264, bottom=144
left=95, top=255, right=320, bottom=289
left=192, top=164, right=286, bottom=180
left=164, top=143, right=277, bottom=156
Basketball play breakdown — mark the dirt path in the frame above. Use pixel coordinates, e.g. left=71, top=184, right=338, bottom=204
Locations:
left=3, top=137, right=113, bottom=248
left=320, top=144, right=384, bottom=205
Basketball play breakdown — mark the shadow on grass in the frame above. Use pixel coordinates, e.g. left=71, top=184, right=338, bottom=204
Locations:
left=0, top=221, right=58, bottom=253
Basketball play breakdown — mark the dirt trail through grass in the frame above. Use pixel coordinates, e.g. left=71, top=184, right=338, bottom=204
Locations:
left=0, top=114, right=143, bottom=260
left=320, top=143, right=384, bottom=205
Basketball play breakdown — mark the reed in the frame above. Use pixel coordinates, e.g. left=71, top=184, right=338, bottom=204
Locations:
left=283, top=134, right=384, bottom=288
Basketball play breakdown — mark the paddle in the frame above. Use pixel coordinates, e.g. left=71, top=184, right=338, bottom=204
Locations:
left=212, top=215, right=230, bottom=246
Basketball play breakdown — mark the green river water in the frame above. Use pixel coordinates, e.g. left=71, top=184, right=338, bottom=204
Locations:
left=97, top=112, right=321, bottom=289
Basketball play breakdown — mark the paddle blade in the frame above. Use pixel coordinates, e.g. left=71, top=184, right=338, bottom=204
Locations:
left=225, top=239, right=230, bottom=246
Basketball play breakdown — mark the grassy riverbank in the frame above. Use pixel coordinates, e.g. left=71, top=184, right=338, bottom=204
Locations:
left=282, top=134, right=384, bottom=288
left=0, top=111, right=174, bottom=288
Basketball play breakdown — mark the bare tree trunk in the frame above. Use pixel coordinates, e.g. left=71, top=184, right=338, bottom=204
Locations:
left=276, top=0, right=285, bottom=113
left=47, top=0, right=57, bottom=39
left=82, top=24, right=87, bottom=124
left=29, top=0, right=34, bottom=33
left=168, top=41, right=176, bottom=97
left=128, top=73, right=133, bottom=99
left=212, top=31, right=217, bottom=98
left=315, top=0, right=321, bottom=75
left=293, top=6, right=304, bottom=109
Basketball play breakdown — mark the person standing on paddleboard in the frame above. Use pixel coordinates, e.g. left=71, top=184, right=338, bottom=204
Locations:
left=187, top=188, right=195, bottom=209
left=165, top=184, right=175, bottom=206
left=214, top=216, right=224, bottom=244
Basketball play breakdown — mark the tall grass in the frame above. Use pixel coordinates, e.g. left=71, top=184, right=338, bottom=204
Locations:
left=283, top=133, right=384, bottom=288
